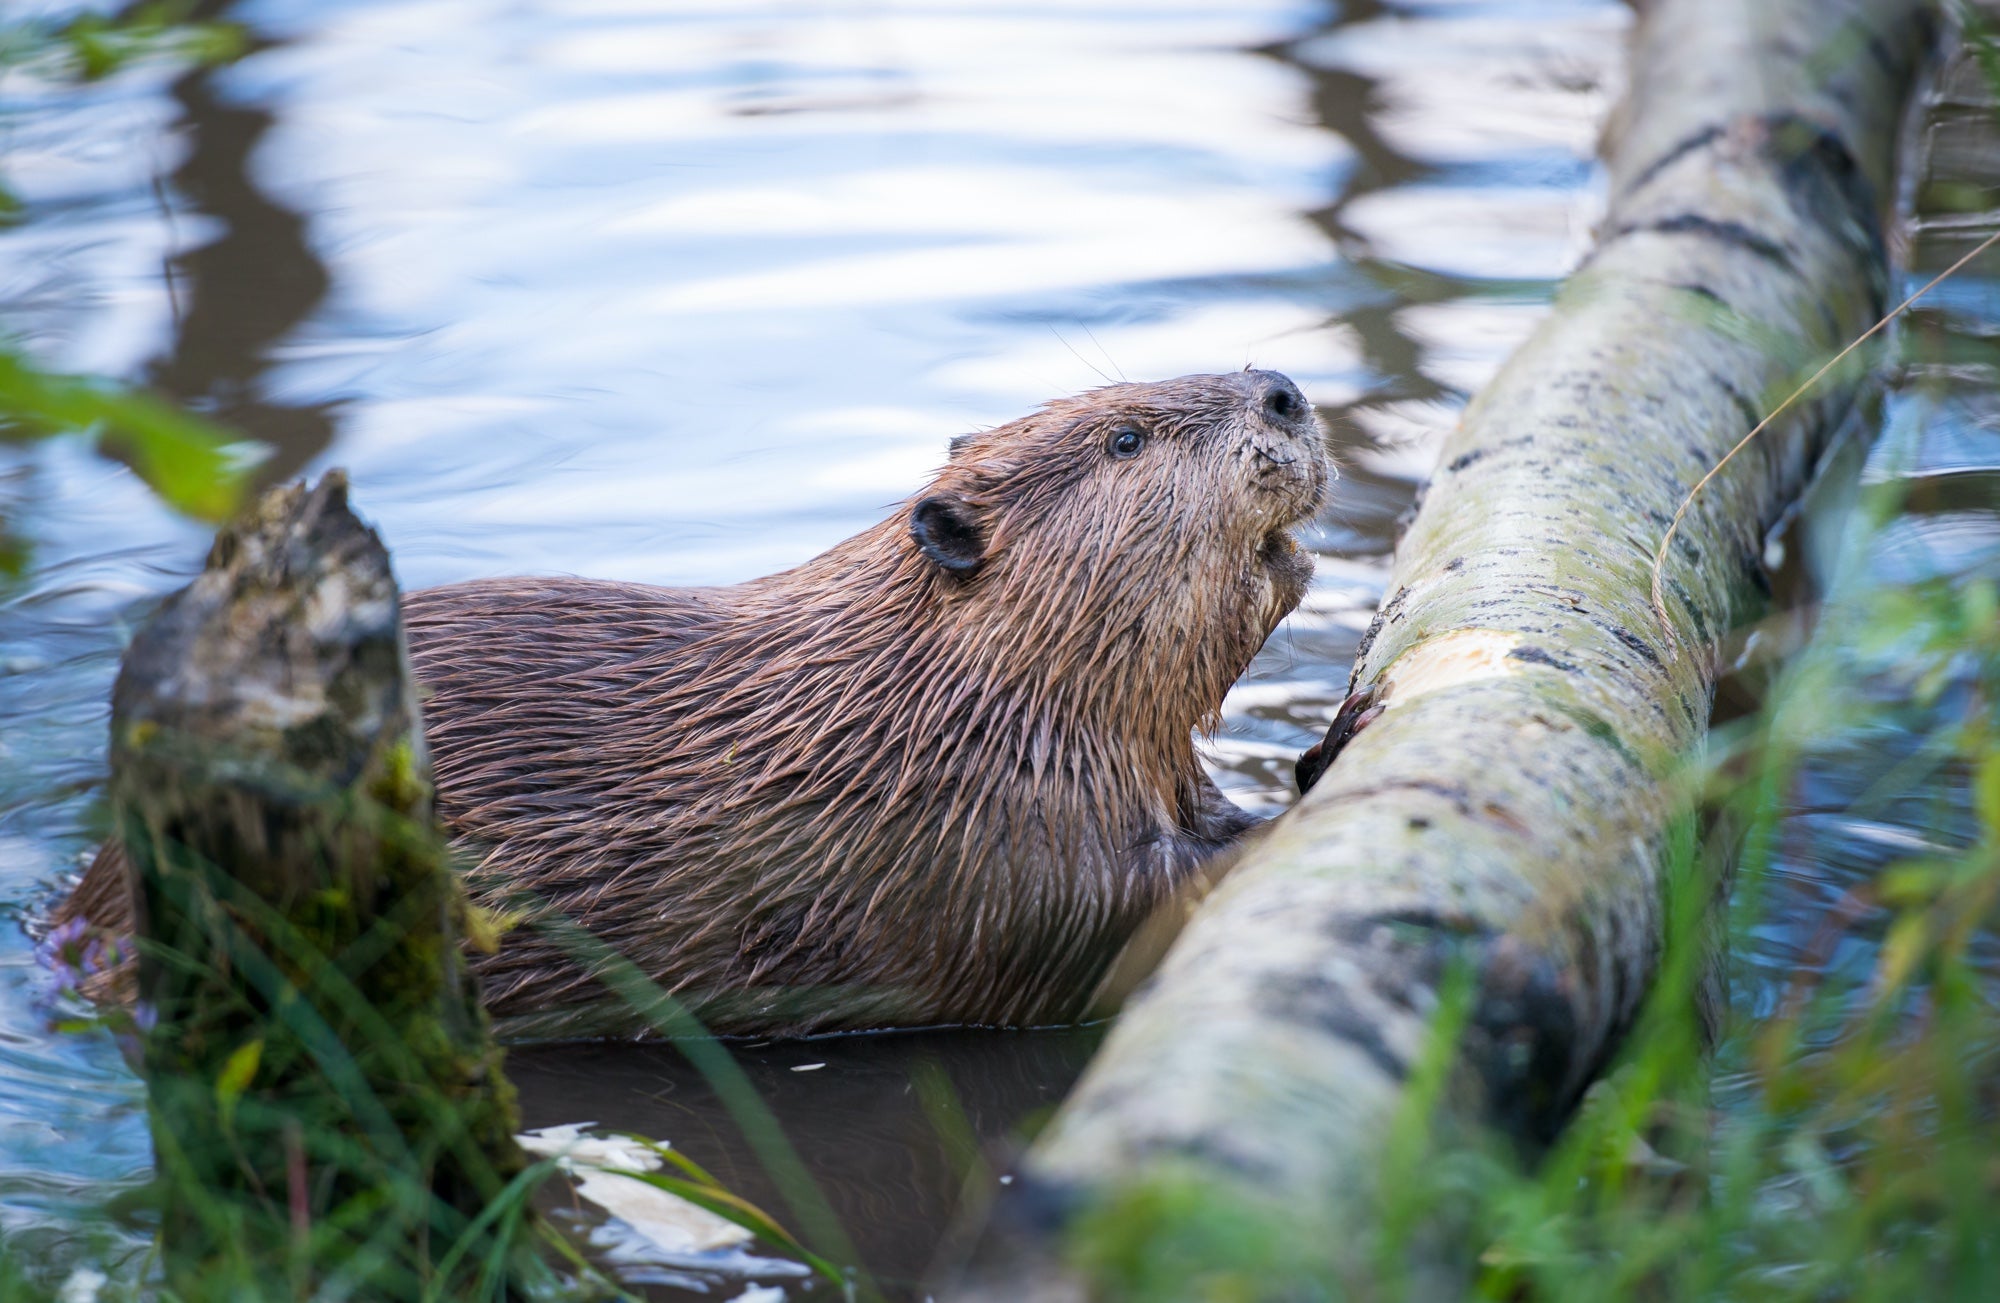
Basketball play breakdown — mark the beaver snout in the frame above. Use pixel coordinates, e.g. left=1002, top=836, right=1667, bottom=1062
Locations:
left=1250, top=370, right=1312, bottom=433
left=1237, top=369, right=1331, bottom=518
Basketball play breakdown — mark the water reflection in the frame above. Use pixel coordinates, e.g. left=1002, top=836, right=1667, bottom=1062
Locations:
left=146, top=23, right=335, bottom=482
left=1720, top=30, right=2000, bottom=1090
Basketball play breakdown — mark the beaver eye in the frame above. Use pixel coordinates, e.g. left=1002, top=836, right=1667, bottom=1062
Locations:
left=1108, top=426, right=1146, bottom=459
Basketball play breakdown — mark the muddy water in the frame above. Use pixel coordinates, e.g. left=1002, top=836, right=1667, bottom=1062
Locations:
left=3, top=0, right=1985, bottom=1297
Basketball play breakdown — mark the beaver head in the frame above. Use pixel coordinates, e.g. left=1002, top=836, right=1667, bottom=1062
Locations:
left=899, top=369, right=1329, bottom=738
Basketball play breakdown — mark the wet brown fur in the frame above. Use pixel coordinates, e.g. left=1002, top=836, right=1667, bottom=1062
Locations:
left=65, top=372, right=1329, bottom=1037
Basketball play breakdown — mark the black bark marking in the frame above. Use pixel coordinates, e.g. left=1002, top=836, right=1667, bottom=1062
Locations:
left=1321, top=911, right=1589, bottom=1146
left=1604, top=621, right=1665, bottom=671
left=1672, top=281, right=1730, bottom=310
left=1351, top=607, right=1388, bottom=675
left=1625, top=123, right=1724, bottom=193
left=1508, top=645, right=1580, bottom=673
left=1667, top=575, right=1711, bottom=644
left=1715, top=374, right=1761, bottom=431
left=1609, top=213, right=1796, bottom=273
left=1863, top=29, right=1897, bottom=76
left=1472, top=934, right=1585, bottom=1145
left=1174, top=1135, right=1284, bottom=1183
left=1257, top=971, right=1409, bottom=1083
left=1553, top=704, right=1645, bottom=773
left=1446, top=433, right=1536, bottom=475
left=1655, top=214, right=1795, bottom=268
left=1354, top=586, right=1412, bottom=671
left=1352, top=583, right=1416, bottom=675
left=1761, top=111, right=1885, bottom=299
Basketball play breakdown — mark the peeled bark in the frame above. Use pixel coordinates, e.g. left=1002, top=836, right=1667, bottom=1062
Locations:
left=949, top=0, right=1932, bottom=1292
left=108, top=472, right=533, bottom=1297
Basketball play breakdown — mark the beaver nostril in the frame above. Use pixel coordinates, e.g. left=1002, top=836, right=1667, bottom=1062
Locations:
left=1261, top=379, right=1307, bottom=425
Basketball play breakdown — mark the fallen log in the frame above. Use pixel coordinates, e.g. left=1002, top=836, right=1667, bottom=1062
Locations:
left=104, top=472, right=538, bottom=1297
left=946, top=0, right=1933, bottom=1293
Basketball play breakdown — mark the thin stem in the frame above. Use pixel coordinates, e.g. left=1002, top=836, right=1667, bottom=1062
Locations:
left=1649, top=227, right=2000, bottom=637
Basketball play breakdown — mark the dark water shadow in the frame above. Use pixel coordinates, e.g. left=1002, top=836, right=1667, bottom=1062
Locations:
left=1261, top=0, right=1455, bottom=439
left=508, top=1025, right=1103, bottom=1299
left=134, top=2, right=335, bottom=484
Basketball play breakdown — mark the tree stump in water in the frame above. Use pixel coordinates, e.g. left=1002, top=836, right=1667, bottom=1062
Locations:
left=109, top=471, right=534, bottom=1297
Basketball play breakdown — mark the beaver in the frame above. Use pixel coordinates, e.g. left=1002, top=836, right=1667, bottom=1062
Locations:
left=63, top=370, right=1331, bottom=1037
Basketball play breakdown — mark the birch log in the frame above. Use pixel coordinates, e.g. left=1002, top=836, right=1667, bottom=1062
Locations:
left=949, top=0, right=1932, bottom=1292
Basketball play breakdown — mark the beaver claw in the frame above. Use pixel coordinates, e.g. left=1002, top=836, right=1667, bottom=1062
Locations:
left=1294, top=684, right=1384, bottom=796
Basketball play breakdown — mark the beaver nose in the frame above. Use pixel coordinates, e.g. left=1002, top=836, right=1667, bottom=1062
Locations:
left=1239, top=369, right=1333, bottom=503
left=1247, top=370, right=1311, bottom=432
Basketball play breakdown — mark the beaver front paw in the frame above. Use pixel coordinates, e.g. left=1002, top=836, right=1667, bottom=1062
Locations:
left=1294, top=683, right=1384, bottom=795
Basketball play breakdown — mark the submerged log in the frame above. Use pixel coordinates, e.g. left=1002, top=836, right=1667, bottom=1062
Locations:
left=107, top=472, right=534, bottom=1296
left=948, top=0, right=1933, bottom=1292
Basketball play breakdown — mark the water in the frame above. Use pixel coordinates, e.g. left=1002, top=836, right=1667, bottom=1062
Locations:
left=1722, top=28, right=2000, bottom=1047
left=0, top=0, right=1989, bottom=1296
left=507, top=1026, right=1104, bottom=1295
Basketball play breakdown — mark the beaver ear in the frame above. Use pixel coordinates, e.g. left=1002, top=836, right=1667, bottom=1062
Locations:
left=910, top=494, right=987, bottom=576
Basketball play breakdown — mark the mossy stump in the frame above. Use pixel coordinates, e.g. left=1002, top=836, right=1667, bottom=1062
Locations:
left=109, top=472, right=533, bottom=1299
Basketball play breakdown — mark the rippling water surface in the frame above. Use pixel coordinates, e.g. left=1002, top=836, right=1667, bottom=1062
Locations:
left=1725, top=31, right=2000, bottom=1059
left=1, top=0, right=1990, bottom=1296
